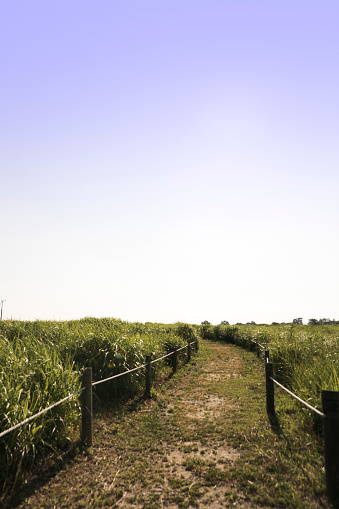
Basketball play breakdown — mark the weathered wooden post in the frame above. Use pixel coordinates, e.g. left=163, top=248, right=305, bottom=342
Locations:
left=187, top=340, right=191, bottom=362
left=265, top=350, right=270, bottom=363
left=81, top=367, right=93, bottom=445
left=322, top=390, right=339, bottom=507
left=255, top=342, right=260, bottom=358
left=145, top=355, right=152, bottom=397
left=265, top=362, right=275, bottom=416
left=172, top=348, right=178, bottom=374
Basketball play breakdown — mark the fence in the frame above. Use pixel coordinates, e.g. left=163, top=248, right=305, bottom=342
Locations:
left=255, top=342, right=339, bottom=508
left=0, top=340, right=199, bottom=446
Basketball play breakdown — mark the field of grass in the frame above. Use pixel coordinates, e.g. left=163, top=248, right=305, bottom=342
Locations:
left=7, top=340, right=329, bottom=508
left=1, top=318, right=338, bottom=506
left=201, top=322, right=339, bottom=426
left=0, top=318, right=195, bottom=492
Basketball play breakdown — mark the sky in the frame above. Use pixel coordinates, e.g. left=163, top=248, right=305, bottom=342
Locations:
left=1, top=0, right=338, bottom=325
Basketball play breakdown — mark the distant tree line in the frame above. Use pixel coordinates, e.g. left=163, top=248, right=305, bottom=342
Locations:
left=292, top=318, right=339, bottom=325
left=308, top=318, right=339, bottom=325
left=201, top=318, right=339, bottom=326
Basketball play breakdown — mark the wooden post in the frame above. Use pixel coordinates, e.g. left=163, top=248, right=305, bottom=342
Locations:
left=265, top=350, right=270, bottom=363
left=145, top=355, right=151, bottom=397
left=81, top=367, right=93, bottom=445
left=195, top=339, right=199, bottom=352
left=187, top=340, right=191, bottom=362
left=255, top=342, right=260, bottom=358
left=265, top=362, right=275, bottom=416
left=322, top=390, right=339, bottom=507
left=172, top=348, right=178, bottom=374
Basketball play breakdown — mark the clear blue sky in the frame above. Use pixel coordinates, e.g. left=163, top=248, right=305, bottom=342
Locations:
left=1, top=1, right=338, bottom=324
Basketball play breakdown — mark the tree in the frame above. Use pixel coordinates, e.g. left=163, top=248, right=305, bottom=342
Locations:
left=201, top=320, right=211, bottom=325
left=320, top=318, right=333, bottom=324
left=220, top=320, right=229, bottom=325
left=308, top=318, right=319, bottom=325
left=293, top=318, right=303, bottom=325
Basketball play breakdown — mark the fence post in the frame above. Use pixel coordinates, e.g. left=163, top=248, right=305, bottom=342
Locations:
left=322, top=390, right=339, bottom=507
left=81, top=367, right=93, bottom=445
left=265, top=362, right=275, bottom=416
left=172, top=348, right=178, bottom=374
left=187, top=340, right=191, bottom=362
left=255, top=342, right=260, bottom=358
left=145, top=355, right=151, bottom=397
left=265, top=350, right=270, bottom=363
left=195, top=339, right=199, bottom=352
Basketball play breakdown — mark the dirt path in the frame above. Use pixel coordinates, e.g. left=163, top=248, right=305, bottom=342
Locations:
left=11, top=341, right=327, bottom=509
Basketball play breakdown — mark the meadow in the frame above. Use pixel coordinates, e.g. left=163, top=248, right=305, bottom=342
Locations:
left=0, top=318, right=195, bottom=491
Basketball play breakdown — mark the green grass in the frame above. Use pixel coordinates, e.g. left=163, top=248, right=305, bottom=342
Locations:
left=202, top=322, right=339, bottom=420
left=1, top=319, right=336, bottom=507
left=1, top=339, right=329, bottom=508
left=0, top=318, right=195, bottom=492
left=214, top=348, right=326, bottom=507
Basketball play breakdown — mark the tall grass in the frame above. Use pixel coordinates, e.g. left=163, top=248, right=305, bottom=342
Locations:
left=0, top=318, right=195, bottom=491
left=201, top=322, right=339, bottom=417
left=0, top=333, right=80, bottom=490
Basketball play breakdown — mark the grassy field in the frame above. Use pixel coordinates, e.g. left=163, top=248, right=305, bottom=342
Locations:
left=0, top=318, right=195, bottom=492
left=6, top=340, right=329, bottom=508
left=1, top=318, right=337, bottom=506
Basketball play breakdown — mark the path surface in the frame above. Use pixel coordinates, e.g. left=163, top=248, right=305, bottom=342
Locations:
left=11, top=341, right=326, bottom=508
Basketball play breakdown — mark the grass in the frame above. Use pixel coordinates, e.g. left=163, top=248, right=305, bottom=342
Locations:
left=202, top=322, right=339, bottom=420
left=1, top=319, right=336, bottom=507
left=0, top=318, right=195, bottom=493
left=4, top=339, right=330, bottom=508
left=216, top=350, right=326, bottom=507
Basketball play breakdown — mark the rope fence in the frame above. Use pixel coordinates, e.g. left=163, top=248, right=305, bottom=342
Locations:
left=212, top=333, right=339, bottom=506
left=270, top=377, right=325, bottom=418
left=207, top=329, right=339, bottom=507
left=263, top=350, right=339, bottom=506
left=0, top=339, right=198, bottom=445
left=0, top=388, right=85, bottom=439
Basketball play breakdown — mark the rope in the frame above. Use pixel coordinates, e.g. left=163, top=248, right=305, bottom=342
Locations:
left=94, top=344, right=192, bottom=379
left=176, top=344, right=189, bottom=353
left=92, top=363, right=147, bottom=386
left=0, top=387, right=85, bottom=439
left=270, top=377, right=325, bottom=418
left=150, top=351, right=175, bottom=364
left=250, top=340, right=265, bottom=350
left=151, top=341, right=197, bottom=362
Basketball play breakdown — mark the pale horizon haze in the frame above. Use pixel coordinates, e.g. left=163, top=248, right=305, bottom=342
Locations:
left=1, top=1, right=338, bottom=325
